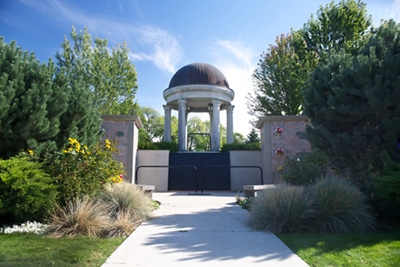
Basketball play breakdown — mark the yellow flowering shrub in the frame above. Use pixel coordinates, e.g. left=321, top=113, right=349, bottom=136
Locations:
left=47, top=137, right=125, bottom=202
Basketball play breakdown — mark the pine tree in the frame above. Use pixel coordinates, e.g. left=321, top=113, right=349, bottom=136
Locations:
left=303, top=20, right=400, bottom=177
left=246, top=129, right=261, bottom=143
left=0, top=37, right=101, bottom=159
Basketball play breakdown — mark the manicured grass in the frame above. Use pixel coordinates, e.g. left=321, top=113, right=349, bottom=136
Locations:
left=277, top=232, right=400, bottom=267
left=0, top=233, right=125, bottom=266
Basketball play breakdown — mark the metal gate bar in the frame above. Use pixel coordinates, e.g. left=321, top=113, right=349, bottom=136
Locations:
left=135, top=165, right=199, bottom=192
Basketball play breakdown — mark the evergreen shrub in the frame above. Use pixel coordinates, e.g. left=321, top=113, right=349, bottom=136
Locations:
left=281, top=149, right=328, bottom=185
left=221, top=142, right=261, bottom=152
left=303, top=20, right=400, bottom=180
left=138, top=141, right=178, bottom=152
left=372, top=158, right=400, bottom=221
left=0, top=154, right=57, bottom=225
left=0, top=37, right=102, bottom=160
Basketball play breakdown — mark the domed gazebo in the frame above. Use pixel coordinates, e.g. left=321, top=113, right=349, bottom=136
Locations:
left=163, top=63, right=235, bottom=151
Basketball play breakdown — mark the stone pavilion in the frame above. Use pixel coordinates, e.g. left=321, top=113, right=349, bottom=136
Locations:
left=163, top=62, right=235, bottom=151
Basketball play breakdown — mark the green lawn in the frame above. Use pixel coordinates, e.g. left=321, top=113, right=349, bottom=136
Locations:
left=277, top=232, right=400, bottom=267
left=0, top=233, right=125, bottom=267
left=1, top=231, right=400, bottom=266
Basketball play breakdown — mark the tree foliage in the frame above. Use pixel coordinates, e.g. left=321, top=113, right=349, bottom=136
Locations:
left=0, top=153, right=57, bottom=224
left=0, top=37, right=101, bottom=159
left=248, top=0, right=372, bottom=120
left=187, top=117, right=210, bottom=151
left=246, top=129, right=261, bottom=143
left=296, top=0, right=372, bottom=61
left=138, top=107, right=164, bottom=143
left=56, top=26, right=139, bottom=115
left=303, top=20, right=400, bottom=179
left=233, top=132, right=246, bottom=144
left=249, top=34, right=306, bottom=117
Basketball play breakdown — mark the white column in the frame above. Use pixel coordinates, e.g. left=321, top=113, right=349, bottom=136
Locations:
left=209, top=111, right=213, bottom=150
left=178, top=99, right=187, bottom=151
left=211, top=99, right=221, bottom=151
left=185, top=111, right=189, bottom=150
left=227, top=105, right=235, bottom=144
left=163, top=105, right=171, bottom=142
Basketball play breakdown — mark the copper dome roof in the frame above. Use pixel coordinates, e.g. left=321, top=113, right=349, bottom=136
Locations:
left=168, top=63, right=230, bottom=89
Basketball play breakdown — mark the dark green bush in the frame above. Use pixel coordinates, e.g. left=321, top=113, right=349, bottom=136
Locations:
left=138, top=141, right=178, bottom=152
left=282, top=149, right=328, bottom=185
left=249, top=184, right=314, bottom=233
left=312, top=176, right=376, bottom=233
left=372, top=159, right=400, bottom=221
left=0, top=154, right=57, bottom=225
left=221, top=142, right=261, bottom=152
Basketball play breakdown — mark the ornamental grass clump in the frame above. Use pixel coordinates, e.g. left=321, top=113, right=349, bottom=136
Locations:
left=249, top=184, right=314, bottom=233
left=100, top=183, right=153, bottom=237
left=47, top=197, right=109, bottom=238
left=312, top=176, right=376, bottom=233
left=100, top=182, right=153, bottom=222
left=103, top=211, right=140, bottom=238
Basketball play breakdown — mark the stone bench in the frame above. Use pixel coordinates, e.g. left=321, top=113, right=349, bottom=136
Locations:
left=137, top=184, right=156, bottom=198
left=243, top=184, right=276, bottom=198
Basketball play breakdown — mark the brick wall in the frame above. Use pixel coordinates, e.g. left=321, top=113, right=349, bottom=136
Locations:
left=101, top=115, right=142, bottom=183
left=257, top=116, right=311, bottom=183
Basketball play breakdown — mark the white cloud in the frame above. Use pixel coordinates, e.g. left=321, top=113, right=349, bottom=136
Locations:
left=132, top=26, right=182, bottom=74
left=390, top=0, right=400, bottom=22
left=215, top=40, right=253, bottom=68
left=18, top=0, right=182, bottom=74
left=209, top=40, right=257, bottom=136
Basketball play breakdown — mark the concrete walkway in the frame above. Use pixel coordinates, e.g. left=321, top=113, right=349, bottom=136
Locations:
left=102, top=192, right=309, bottom=267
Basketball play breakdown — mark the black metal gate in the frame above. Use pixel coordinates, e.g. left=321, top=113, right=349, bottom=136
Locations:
left=168, top=152, right=230, bottom=191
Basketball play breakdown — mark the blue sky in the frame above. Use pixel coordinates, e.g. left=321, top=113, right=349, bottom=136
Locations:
left=1, top=0, right=399, bottom=136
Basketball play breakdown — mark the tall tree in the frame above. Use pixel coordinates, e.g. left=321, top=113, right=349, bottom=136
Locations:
left=234, top=132, right=246, bottom=144
left=248, top=0, right=372, bottom=121
left=187, top=117, right=210, bottom=151
left=296, top=0, right=372, bottom=61
left=0, top=37, right=101, bottom=159
left=303, top=20, right=400, bottom=180
left=138, top=107, right=164, bottom=143
left=249, top=34, right=307, bottom=117
left=56, top=26, right=139, bottom=115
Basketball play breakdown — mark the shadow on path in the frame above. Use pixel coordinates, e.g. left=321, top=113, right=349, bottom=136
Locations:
left=141, top=200, right=303, bottom=264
